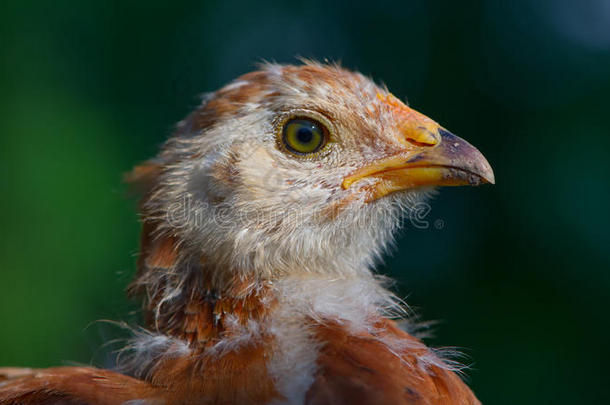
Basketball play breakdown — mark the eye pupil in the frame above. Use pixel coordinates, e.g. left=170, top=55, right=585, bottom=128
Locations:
left=297, top=127, right=313, bottom=144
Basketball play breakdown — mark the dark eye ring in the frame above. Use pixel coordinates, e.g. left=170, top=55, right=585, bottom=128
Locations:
left=281, top=117, right=329, bottom=155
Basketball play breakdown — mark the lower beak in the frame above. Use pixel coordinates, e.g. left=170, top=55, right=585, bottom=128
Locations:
left=342, top=128, right=495, bottom=201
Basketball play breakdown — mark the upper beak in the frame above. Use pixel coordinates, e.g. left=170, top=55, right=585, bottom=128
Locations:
left=342, top=104, right=494, bottom=202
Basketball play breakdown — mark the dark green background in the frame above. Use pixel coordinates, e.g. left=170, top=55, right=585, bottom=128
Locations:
left=1, top=1, right=609, bottom=404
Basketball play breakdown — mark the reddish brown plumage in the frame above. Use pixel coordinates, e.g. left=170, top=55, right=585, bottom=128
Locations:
left=0, top=367, right=158, bottom=404
left=306, top=320, right=480, bottom=405
left=0, top=318, right=479, bottom=405
left=145, top=342, right=279, bottom=404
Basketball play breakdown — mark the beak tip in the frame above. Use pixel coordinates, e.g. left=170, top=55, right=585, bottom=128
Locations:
left=437, top=129, right=495, bottom=187
left=479, top=160, right=495, bottom=185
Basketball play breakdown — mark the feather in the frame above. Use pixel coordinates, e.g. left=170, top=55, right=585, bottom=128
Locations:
left=0, top=367, right=160, bottom=405
left=305, top=320, right=480, bottom=405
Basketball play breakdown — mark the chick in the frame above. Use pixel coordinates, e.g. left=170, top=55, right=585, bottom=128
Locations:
left=0, top=62, right=493, bottom=405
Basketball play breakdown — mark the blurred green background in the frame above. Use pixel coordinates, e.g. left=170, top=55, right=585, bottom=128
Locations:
left=1, top=0, right=609, bottom=403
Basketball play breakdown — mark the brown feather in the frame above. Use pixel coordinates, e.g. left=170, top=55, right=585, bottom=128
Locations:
left=306, top=320, right=481, bottom=405
left=143, top=342, right=279, bottom=405
left=124, top=160, right=164, bottom=196
left=0, top=367, right=160, bottom=405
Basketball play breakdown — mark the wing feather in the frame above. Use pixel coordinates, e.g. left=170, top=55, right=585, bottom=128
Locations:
left=0, top=367, right=161, bottom=405
left=305, top=320, right=481, bottom=405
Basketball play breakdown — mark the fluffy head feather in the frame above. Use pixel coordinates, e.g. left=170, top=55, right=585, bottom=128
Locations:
left=131, top=62, right=441, bottom=290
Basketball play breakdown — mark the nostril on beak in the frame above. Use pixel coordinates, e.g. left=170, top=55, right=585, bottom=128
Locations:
left=404, top=127, right=439, bottom=147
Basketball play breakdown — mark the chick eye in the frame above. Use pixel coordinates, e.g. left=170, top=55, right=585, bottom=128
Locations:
left=282, top=118, right=327, bottom=155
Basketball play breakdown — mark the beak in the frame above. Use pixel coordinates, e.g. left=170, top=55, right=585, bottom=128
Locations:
left=342, top=105, right=494, bottom=202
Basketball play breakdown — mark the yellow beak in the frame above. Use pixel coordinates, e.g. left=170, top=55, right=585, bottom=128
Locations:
left=342, top=106, right=494, bottom=202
